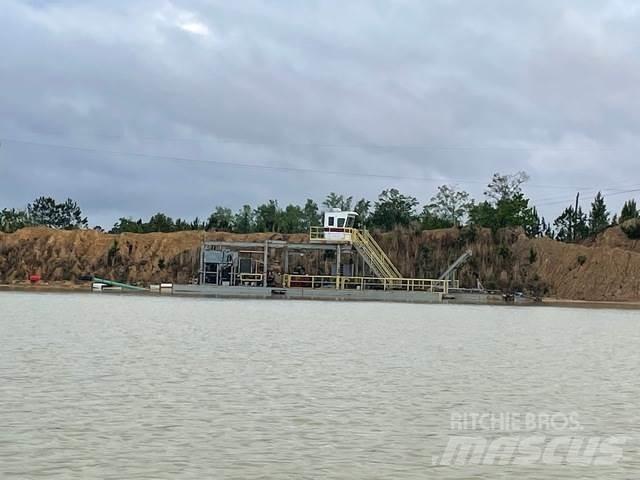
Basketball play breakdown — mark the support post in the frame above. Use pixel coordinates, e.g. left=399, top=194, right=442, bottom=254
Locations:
left=354, top=251, right=358, bottom=277
left=263, top=240, right=269, bottom=287
left=199, top=244, right=205, bottom=285
left=336, top=246, right=342, bottom=289
left=283, top=246, right=289, bottom=275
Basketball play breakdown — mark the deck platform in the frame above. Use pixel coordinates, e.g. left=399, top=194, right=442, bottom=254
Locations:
left=172, top=284, right=447, bottom=304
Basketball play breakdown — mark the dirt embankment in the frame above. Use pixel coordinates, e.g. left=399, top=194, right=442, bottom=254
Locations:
left=1, top=226, right=640, bottom=301
left=0, top=228, right=307, bottom=286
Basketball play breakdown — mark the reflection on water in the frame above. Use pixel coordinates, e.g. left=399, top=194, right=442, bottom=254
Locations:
left=1, top=292, right=639, bottom=479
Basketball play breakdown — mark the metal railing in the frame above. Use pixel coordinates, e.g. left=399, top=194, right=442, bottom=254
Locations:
left=309, top=226, right=324, bottom=241
left=351, top=229, right=401, bottom=278
left=283, top=274, right=449, bottom=293
left=239, top=273, right=263, bottom=285
left=285, top=274, right=341, bottom=290
left=309, top=226, right=356, bottom=242
left=308, top=227, right=401, bottom=279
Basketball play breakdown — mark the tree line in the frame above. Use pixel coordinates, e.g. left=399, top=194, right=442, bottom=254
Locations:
left=2, top=172, right=640, bottom=241
left=0, top=197, right=87, bottom=232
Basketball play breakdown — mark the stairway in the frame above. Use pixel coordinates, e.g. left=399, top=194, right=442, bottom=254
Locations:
left=351, top=229, right=401, bottom=279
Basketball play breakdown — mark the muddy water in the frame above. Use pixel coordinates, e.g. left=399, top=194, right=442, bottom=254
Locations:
left=1, top=292, right=639, bottom=479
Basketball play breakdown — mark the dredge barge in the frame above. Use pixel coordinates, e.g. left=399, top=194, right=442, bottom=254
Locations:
left=172, top=210, right=484, bottom=304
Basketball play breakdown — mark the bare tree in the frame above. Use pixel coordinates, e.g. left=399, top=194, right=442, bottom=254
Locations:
left=484, top=171, right=530, bottom=202
left=426, top=185, right=472, bottom=227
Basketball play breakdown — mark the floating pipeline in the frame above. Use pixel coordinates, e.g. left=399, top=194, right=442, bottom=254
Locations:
left=89, top=276, right=147, bottom=292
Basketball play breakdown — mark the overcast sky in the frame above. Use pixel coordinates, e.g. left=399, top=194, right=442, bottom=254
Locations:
left=2, top=0, right=640, bottom=227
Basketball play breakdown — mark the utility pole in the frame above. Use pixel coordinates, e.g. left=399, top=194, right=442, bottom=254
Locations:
left=572, top=192, right=580, bottom=242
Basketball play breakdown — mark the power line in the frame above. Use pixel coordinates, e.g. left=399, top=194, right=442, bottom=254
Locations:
left=535, top=187, right=640, bottom=207
left=0, top=137, right=617, bottom=191
left=0, top=137, right=488, bottom=184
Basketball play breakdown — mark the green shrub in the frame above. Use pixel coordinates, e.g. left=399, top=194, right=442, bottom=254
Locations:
left=621, top=220, right=640, bottom=239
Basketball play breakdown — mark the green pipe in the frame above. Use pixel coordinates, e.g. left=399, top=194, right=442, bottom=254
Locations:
left=92, top=277, right=147, bottom=291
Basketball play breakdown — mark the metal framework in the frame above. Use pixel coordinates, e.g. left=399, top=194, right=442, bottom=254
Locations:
left=284, top=274, right=450, bottom=293
left=198, top=225, right=460, bottom=294
left=199, top=239, right=356, bottom=287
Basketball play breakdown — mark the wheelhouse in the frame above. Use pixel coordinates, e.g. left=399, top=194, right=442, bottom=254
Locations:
left=323, top=209, right=357, bottom=242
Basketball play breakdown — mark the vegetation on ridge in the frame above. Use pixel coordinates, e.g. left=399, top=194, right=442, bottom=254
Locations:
left=2, top=171, right=637, bottom=244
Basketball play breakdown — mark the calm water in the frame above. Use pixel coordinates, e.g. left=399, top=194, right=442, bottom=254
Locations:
left=1, top=292, right=640, bottom=479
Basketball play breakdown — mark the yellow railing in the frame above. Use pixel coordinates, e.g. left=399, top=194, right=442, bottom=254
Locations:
left=309, top=226, right=324, bottom=241
left=351, top=229, right=401, bottom=278
left=362, top=230, right=401, bottom=277
left=283, top=274, right=449, bottom=293
left=239, top=273, right=263, bottom=285
left=309, top=226, right=356, bottom=242
left=283, top=274, right=341, bottom=290
left=308, top=227, right=402, bottom=279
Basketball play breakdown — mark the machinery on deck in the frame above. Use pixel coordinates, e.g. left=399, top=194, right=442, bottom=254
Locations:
left=194, top=210, right=465, bottom=295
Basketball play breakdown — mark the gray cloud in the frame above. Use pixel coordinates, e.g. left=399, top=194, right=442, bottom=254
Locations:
left=2, top=0, right=640, bottom=227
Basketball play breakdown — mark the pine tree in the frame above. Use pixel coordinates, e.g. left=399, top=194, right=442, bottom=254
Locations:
left=620, top=199, right=639, bottom=223
left=353, top=198, right=371, bottom=228
left=323, top=193, right=353, bottom=211
left=301, top=199, right=321, bottom=230
left=27, top=196, right=87, bottom=229
left=554, top=206, right=588, bottom=242
left=588, top=192, right=610, bottom=235
left=540, top=217, right=554, bottom=238
left=526, top=207, right=542, bottom=237
left=0, top=208, right=30, bottom=232
left=233, top=205, right=254, bottom=233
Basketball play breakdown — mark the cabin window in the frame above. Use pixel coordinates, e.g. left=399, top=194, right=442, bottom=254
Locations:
left=328, top=216, right=335, bottom=226
left=346, top=216, right=355, bottom=227
left=338, top=218, right=345, bottom=228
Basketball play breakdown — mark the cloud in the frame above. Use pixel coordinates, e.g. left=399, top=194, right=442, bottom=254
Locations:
left=154, top=2, right=212, bottom=37
left=2, top=0, right=640, bottom=227
left=177, top=21, right=210, bottom=36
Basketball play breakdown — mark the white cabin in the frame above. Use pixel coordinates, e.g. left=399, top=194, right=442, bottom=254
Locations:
left=323, top=209, right=357, bottom=242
